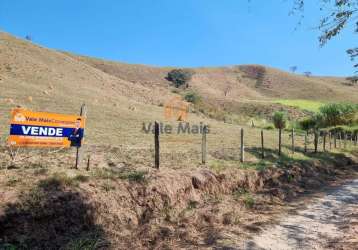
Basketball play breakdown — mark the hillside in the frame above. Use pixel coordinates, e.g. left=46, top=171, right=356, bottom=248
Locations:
left=1, top=32, right=358, bottom=250
left=0, top=31, right=357, bottom=144
left=67, top=51, right=358, bottom=103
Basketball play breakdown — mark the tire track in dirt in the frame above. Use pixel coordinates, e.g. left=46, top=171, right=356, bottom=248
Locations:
left=242, top=179, right=358, bottom=250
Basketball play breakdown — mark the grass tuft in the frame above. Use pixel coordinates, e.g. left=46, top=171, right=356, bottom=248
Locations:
left=73, top=174, right=90, bottom=183
left=120, top=171, right=147, bottom=183
left=39, top=172, right=76, bottom=189
left=93, top=168, right=147, bottom=183
left=242, top=193, right=255, bottom=209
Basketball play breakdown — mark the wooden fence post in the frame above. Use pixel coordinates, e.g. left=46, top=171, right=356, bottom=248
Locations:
left=202, top=125, right=207, bottom=164
left=304, top=131, right=308, bottom=153
left=291, top=128, right=295, bottom=154
left=86, top=155, right=90, bottom=171
left=343, top=132, right=347, bottom=149
left=240, top=128, right=244, bottom=163
left=334, top=132, right=337, bottom=148
left=261, top=130, right=265, bottom=159
left=314, top=130, right=318, bottom=153
left=338, top=132, right=341, bottom=148
left=154, top=121, right=160, bottom=169
left=75, top=104, right=86, bottom=169
left=278, top=128, right=282, bottom=156
left=323, top=132, right=326, bottom=152
left=355, top=133, right=357, bottom=147
left=329, top=132, right=332, bottom=150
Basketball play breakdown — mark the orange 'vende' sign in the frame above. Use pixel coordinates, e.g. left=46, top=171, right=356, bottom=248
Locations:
left=8, top=108, right=85, bottom=148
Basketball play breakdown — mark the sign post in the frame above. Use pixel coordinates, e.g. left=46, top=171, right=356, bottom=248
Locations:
left=154, top=121, right=160, bottom=169
left=75, top=104, right=87, bottom=169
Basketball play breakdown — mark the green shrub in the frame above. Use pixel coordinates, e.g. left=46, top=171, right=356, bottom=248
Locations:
left=243, top=193, right=255, bottom=209
left=272, top=111, right=287, bottom=129
left=101, top=182, right=115, bottom=192
left=65, top=236, right=103, bottom=250
left=232, top=188, right=247, bottom=201
left=319, top=103, right=358, bottom=127
left=0, top=243, right=17, bottom=250
left=184, top=91, right=201, bottom=104
left=6, top=176, right=20, bottom=187
left=263, top=124, right=275, bottom=130
left=166, top=69, right=194, bottom=88
left=187, top=200, right=199, bottom=210
left=299, top=117, right=317, bottom=131
left=120, top=171, right=147, bottom=183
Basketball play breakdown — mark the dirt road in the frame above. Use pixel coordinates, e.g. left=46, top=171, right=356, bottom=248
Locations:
left=242, top=179, right=358, bottom=250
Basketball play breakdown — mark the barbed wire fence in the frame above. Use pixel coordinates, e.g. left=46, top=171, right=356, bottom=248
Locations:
left=0, top=121, right=357, bottom=171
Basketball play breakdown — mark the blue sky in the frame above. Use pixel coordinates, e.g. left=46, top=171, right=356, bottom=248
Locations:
left=0, top=0, right=356, bottom=76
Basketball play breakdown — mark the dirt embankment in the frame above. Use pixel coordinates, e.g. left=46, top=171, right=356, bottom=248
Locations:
left=0, top=153, right=357, bottom=249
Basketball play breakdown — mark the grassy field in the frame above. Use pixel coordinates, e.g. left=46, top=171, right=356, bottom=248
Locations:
left=1, top=31, right=358, bottom=250
left=274, top=99, right=325, bottom=113
left=0, top=31, right=357, bottom=171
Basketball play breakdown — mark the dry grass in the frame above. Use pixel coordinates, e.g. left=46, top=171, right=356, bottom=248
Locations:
left=1, top=31, right=357, bottom=155
left=0, top=31, right=358, bottom=249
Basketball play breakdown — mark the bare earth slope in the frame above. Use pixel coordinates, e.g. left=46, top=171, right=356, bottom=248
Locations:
left=67, top=52, right=358, bottom=103
left=0, top=31, right=176, bottom=145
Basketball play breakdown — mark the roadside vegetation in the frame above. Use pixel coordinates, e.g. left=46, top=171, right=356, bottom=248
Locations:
left=298, top=103, right=358, bottom=135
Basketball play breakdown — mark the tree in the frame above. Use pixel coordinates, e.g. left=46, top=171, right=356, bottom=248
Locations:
left=303, top=71, right=312, bottom=77
left=25, top=35, right=32, bottom=41
left=272, top=111, right=287, bottom=155
left=290, top=0, right=358, bottom=72
left=346, top=75, right=358, bottom=85
left=247, top=1, right=357, bottom=72
left=289, top=66, right=298, bottom=73
left=347, top=48, right=358, bottom=71
left=299, top=117, right=316, bottom=131
left=166, top=69, right=194, bottom=88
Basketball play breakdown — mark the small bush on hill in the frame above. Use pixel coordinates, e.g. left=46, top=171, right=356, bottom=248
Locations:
left=119, top=170, right=147, bottom=183
left=166, top=69, right=194, bottom=88
left=184, top=91, right=201, bottom=104
left=243, top=193, right=255, bottom=209
left=263, top=124, right=275, bottom=130
left=299, top=117, right=316, bottom=131
left=272, top=111, right=287, bottom=130
left=319, top=103, right=358, bottom=127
